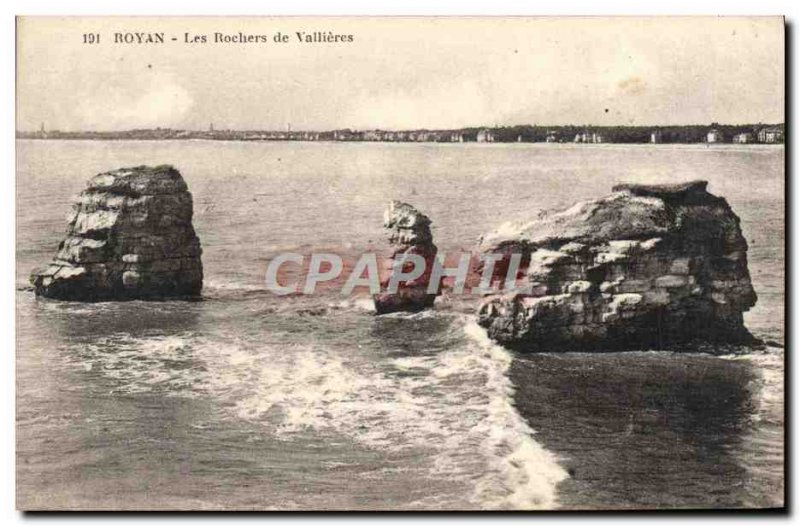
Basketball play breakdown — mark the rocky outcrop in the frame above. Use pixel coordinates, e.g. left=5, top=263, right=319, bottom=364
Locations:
left=30, top=165, right=203, bottom=301
left=477, top=181, right=758, bottom=350
left=374, top=201, right=439, bottom=314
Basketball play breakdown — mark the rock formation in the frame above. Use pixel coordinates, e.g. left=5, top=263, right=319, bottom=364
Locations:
left=477, top=181, right=758, bottom=350
left=30, top=165, right=203, bottom=301
left=374, top=201, right=440, bottom=314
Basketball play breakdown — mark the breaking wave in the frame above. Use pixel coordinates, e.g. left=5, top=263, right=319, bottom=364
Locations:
left=62, top=312, right=568, bottom=509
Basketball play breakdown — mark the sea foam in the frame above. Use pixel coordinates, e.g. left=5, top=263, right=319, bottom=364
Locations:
left=64, top=314, right=568, bottom=509
left=460, top=320, right=569, bottom=509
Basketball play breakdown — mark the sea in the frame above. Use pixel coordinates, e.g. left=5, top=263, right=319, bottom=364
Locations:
left=16, top=139, right=784, bottom=510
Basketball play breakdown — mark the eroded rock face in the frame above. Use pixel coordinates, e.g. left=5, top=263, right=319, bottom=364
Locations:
left=30, top=165, right=203, bottom=301
left=477, top=181, right=758, bottom=350
left=373, top=201, right=439, bottom=314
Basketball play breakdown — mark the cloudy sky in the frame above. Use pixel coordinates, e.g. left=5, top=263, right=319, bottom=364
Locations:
left=17, top=16, right=784, bottom=131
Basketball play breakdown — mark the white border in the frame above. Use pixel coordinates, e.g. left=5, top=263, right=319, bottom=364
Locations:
left=5, top=1, right=795, bottom=524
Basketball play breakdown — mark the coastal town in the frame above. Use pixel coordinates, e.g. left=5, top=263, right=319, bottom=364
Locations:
left=18, top=122, right=785, bottom=144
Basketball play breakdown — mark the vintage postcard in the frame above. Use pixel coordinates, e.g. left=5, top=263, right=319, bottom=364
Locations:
left=16, top=16, right=785, bottom=511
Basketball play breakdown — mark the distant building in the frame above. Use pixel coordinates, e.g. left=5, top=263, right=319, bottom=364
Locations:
left=650, top=130, right=663, bottom=144
left=706, top=129, right=724, bottom=143
left=333, top=129, right=357, bottom=141
left=757, top=126, right=784, bottom=144
left=545, top=131, right=559, bottom=143
left=575, top=131, right=603, bottom=144
left=476, top=129, right=495, bottom=143
left=363, top=130, right=382, bottom=141
left=450, top=132, right=464, bottom=143
left=406, top=131, right=431, bottom=142
left=732, top=132, right=753, bottom=144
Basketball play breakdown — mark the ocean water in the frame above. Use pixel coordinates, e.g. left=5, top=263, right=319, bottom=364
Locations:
left=16, top=140, right=784, bottom=510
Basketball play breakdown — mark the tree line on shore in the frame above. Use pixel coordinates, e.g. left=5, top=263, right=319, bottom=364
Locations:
left=477, top=123, right=784, bottom=143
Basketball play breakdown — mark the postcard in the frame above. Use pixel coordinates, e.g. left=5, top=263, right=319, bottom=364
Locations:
left=16, top=16, right=785, bottom=511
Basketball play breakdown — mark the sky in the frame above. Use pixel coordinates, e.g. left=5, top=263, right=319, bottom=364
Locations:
left=17, top=16, right=785, bottom=131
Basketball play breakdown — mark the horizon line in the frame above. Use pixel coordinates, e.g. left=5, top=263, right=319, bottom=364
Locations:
left=16, top=122, right=787, bottom=134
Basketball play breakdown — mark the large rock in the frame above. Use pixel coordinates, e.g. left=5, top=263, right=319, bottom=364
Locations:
left=373, top=201, right=440, bottom=314
left=477, top=181, right=758, bottom=350
left=30, top=165, right=203, bottom=301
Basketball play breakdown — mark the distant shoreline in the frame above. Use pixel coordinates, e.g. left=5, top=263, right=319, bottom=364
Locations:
left=15, top=137, right=785, bottom=147
left=16, top=123, right=785, bottom=145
